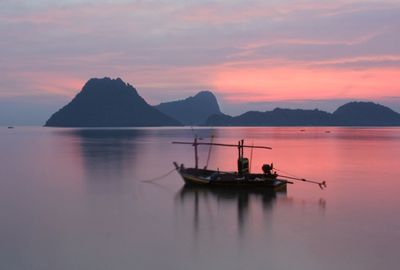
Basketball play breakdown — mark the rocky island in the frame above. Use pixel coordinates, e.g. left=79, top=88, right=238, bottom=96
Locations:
left=45, top=78, right=181, bottom=127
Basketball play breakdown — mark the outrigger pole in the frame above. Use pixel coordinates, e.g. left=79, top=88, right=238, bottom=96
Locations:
left=278, top=174, right=327, bottom=190
left=172, top=139, right=272, bottom=170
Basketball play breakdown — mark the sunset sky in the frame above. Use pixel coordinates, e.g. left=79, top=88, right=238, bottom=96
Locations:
left=1, top=0, right=400, bottom=124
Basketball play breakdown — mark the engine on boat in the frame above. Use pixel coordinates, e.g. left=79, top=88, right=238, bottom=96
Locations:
left=262, top=163, right=273, bottom=175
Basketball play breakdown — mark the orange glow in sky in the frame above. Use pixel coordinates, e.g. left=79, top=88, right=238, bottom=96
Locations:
left=212, top=66, right=400, bottom=102
left=1, top=0, right=400, bottom=121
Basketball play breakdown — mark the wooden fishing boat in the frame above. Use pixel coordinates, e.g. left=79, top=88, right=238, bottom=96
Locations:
left=173, top=138, right=326, bottom=190
left=173, top=164, right=288, bottom=191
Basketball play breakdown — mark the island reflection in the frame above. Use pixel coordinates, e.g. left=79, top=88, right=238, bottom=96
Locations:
left=58, top=129, right=147, bottom=193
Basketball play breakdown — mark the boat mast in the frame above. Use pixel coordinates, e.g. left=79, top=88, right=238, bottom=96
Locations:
left=172, top=139, right=272, bottom=171
left=237, top=139, right=245, bottom=159
left=237, top=140, right=248, bottom=176
left=238, top=140, right=241, bottom=158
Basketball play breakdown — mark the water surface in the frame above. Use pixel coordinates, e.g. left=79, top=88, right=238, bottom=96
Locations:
left=1, top=127, right=399, bottom=270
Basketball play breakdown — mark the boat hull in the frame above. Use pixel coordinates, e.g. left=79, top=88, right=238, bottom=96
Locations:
left=176, top=167, right=287, bottom=191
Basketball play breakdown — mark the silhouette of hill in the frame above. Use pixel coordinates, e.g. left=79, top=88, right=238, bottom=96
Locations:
left=333, top=102, right=400, bottom=126
left=45, top=79, right=400, bottom=127
left=206, top=108, right=333, bottom=126
left=155, top=91, right=221, bottom=125
left=205, top=102, right=400, bottom=126
left=45, top=78, right=181, bottom=127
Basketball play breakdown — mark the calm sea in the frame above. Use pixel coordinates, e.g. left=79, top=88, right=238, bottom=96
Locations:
left=1, top=127, right=399, bottom=270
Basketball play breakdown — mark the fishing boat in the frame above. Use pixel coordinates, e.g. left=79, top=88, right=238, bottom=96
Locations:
left=173, top=137, right=326, bottom=191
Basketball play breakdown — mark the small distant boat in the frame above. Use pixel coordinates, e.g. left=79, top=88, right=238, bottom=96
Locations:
left=173, top=138, right=326, bottom=191
left=7, top=126, right=14, bottom=129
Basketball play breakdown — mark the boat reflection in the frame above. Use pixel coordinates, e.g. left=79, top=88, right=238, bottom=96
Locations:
left=176, top=185, right=287, bottom=237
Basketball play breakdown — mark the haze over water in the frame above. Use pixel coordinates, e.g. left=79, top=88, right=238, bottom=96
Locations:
left=1, top=127, right=399, bottom=270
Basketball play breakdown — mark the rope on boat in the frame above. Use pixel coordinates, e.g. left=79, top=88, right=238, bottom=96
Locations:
left=205, top=133, right=215, bottom=169
left=141, top=168, right=177, bottom=183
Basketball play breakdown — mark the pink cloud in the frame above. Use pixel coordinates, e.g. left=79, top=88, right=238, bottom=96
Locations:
left=1, top=0, right=399, bottom=110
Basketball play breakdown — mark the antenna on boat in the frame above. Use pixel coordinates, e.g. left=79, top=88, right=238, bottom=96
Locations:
left=249, top=140, right=254, bottom=173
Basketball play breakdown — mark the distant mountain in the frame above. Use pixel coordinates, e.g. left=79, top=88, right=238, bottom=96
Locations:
left=333, top=102, right=400, bottom=126
left=45, top=79, right=400, bottom=127
left=155, top=91, right=221, bottom=125
left=45, top=78, right=181, bottom=127
left=205, top=102, right=400, bottom=126
left=206, top=108, right=333, bottom=126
